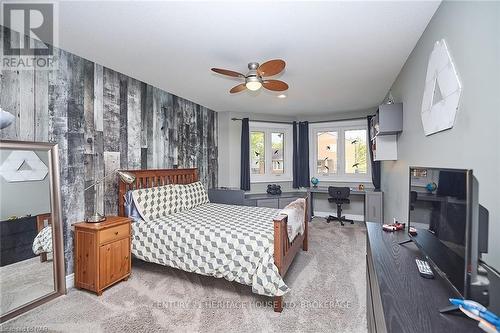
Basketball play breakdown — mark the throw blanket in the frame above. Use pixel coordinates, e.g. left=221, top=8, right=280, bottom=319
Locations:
left=280, top=198, right=306, bottom=242
left=32, top=226, right=52, bottom=255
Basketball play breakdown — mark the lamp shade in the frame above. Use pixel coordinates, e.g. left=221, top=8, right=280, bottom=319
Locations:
left=116, top=170, right=135, bottom=184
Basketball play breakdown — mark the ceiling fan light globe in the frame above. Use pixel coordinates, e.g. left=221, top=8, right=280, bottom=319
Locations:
left=246, top=81, right=262, bottom=91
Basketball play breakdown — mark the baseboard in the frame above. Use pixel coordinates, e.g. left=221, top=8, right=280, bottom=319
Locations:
left=65, top=273, right=75, bottom=290
left=313, top=211, right=364, bottom=222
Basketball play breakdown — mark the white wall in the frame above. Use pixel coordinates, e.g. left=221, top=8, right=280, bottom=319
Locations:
left=382, top=1, right=500, bottom=270
left=299, top=108, right=377, bottom=123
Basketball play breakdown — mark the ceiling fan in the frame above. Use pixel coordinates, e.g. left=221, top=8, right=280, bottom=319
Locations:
left=211, top=59, right=288, bottom=94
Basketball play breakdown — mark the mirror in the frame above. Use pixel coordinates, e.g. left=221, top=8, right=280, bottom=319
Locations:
left=0, top=141, right=65, bottom=322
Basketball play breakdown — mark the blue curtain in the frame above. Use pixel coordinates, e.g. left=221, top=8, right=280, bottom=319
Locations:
left=292, top=121, right=300, bottom=188
left=367, top=115, right=381, bottom=190
left=298, top=121, right=310, bottom=187
left=240, top=118, right=251, bottom=191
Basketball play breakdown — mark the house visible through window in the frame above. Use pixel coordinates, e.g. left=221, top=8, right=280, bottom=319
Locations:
left=344, top=129, right=367, bottom=174
left=310, top=120, right=370, bottom=182
left=316, top=131, right=338, bottom=176
left=249, top=122, right=292, bottom=182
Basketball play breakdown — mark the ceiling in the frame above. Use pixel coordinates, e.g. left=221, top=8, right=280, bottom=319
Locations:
left=20, top=1, right=440, bottom=115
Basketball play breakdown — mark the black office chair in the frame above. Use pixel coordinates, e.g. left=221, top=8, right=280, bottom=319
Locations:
left=409, top=191, right=418, bottom=211
left=326, top=186, right=353, bottom=226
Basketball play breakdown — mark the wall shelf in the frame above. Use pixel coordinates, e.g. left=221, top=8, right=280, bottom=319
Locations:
left=370, top=103, right=403, bottom=161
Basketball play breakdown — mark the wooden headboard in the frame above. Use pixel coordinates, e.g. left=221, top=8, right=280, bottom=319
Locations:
left=118, top=168, right=198, bottom=217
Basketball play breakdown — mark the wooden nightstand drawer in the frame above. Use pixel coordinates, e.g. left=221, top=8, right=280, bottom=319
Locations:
left=99, top=223, right=130, bottom=245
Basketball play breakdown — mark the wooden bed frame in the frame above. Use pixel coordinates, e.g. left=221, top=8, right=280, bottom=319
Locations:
left=117, top=168, right=308, bottom=312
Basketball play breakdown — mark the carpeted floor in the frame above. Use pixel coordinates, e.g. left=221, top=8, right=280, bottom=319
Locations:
left=0, top=256, right=54, bottom=315
left=1, top=218, right=367, bottom=333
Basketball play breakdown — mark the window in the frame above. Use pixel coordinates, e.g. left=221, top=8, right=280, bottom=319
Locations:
left=344, top=129, right=367, bottom=174
left=249, top=122, right=292, bottom=182
left=310, top=120, right=370, bottom=182
left=316, top=131, right=338, bottom=175
left=271, top=132, right=284, bottom=174
left=250, top=131, right=265, bottom=175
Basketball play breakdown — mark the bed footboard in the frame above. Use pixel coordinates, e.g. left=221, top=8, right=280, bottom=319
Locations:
left=273, top=197, right=308, bottom=312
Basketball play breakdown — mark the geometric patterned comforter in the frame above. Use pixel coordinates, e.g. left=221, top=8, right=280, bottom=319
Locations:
left=131, top=203, right=290, bottom=297
left=32, top=225, right=52, bottom=255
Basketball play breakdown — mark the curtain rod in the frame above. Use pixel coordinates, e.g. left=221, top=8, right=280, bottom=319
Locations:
left=230, top=116, right=369, bottom=125
left=231, top=118, right=292, bottom=124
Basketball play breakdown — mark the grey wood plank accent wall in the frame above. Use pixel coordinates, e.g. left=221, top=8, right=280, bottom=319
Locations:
left=0, top=26, right=218, bottom=274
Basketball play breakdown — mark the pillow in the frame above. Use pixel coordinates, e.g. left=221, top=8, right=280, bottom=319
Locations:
left=131, top=184, right=182, bottom=222
left=124, top=190, right=142, bottom=222
left=176, top=181, right=210, bottom=210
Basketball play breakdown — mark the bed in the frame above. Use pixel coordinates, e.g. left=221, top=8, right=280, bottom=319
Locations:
left=118, top=168, right=308, bottom=312
left=34, top=213, right=52, bottom=262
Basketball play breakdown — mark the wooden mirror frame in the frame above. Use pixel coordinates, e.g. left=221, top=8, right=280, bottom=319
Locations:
left=0, top=140, right=66, bottom=323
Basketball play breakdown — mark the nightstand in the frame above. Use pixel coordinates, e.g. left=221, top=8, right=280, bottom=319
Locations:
left=74, top=216, right=132, bottom=295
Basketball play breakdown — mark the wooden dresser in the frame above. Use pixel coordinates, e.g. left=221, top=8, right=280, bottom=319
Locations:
left=74, top=216, right=131, bottom=295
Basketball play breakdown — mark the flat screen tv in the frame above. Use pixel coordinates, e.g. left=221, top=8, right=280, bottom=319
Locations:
left=408, top=167, right=475, bottom=298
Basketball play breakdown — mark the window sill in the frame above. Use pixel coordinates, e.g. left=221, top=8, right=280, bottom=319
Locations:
left=313, top=177, right=372, bottom=184
left=250, top=178, right=293, bottom=184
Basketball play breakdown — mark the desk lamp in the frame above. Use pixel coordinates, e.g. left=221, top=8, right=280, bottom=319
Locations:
left=84, top=169, right=135, bottom=223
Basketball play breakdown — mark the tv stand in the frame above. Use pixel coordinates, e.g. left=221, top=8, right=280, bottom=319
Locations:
left=398, top=239, right=412, bottom=245
left=366, top=222, right=481, bottom=332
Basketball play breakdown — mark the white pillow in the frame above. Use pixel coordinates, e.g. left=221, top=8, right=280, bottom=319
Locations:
left=176, top=181, right=209, bottom=210
left=131, top=184, right=182, bottom=221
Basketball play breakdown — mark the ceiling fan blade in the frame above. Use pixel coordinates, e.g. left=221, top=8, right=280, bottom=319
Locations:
left=230, top=83, right=247, bottom=94
left=211, top=68, right=245, bottom=78
left=262, top=80, right=288, bottom=91
left=258, top=59, right=286, bottom=77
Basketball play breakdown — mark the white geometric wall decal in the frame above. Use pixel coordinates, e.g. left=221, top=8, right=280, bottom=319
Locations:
left=0, top=108, right=15, bottom=129
left=421, top=39, right=462, bottom=136
left=0, top=150, right=48, bottom=182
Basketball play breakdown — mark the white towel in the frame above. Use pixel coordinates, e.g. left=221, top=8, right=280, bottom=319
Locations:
left=280, top=198, right=306, bottom=242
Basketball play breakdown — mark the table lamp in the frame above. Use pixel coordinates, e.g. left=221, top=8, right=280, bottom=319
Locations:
left=84, top=169, right=136, bottom=223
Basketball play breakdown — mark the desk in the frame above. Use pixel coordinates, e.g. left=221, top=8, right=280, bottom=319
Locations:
left=307, top=187, right=384, bottom=223
left=208, top=187, right=383, bottom=223
left=244, top=191, right=307, bottom=209
left=208, top=188, right=307, bottom=209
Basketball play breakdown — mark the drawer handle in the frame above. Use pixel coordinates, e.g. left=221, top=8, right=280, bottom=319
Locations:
left=114, top=231, right=119, bottom=235
left=125, top=256, right=129, bottom=260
